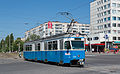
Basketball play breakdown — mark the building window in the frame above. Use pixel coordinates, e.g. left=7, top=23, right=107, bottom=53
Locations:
left=108, top=17, right=110, bottom=21
left=108, top=30, right=111, bottom=33
left=113, top=23, right=116, bottom=27
left=112, top=10, right=116, bottom=14
left=104, top=0, right=107, bottom=2
left=118, top=37, right=120, bottom=40
left=108, top=10, right=111, bottom=14
left=104, top=24, right=107, bottom=28
left=112, top=16, right=116, bottom=20
left=117, top=4, right=120, bottom=8
left=112, top=3, right=116, bottom=7
left=94, top=37, right=99, bottom=40
left=113, top=30, right=117, bottom=34
left=108, top=23, right=111, bottom=27
left=104, top=11, right=107, bottom=15
left=118, top=17, right=120, bottom=21
left=118, top=30, right=120, bottom=34
left=108, top=4, right=110, bottom=8
left=101, top=6, right=103, bottom=10
left=113, top=37, right=116, bottom=40
left=118, top=24, right=120, bottom=27
left=104, top=5, right=107, bottom=9
left=104, top=18, right=107, bottom=22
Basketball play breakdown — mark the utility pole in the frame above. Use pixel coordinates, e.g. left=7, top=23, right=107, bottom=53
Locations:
left=19, top=42, right=20, bottom=52
left=9, top=34, right=10, bottom=52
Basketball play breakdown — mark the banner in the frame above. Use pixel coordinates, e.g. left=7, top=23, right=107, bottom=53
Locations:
left=48, top=21, right=52, bottom=29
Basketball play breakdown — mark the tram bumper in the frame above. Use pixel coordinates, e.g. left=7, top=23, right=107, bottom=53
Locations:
left=78, top=59, right=85, bottom=65
left=70, top=59, right=85, bottom=65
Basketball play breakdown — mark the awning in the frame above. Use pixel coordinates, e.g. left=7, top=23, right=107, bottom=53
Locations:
left=113, top=41, right=120, bottom=44
left=85, top=43, right=105, bottom=46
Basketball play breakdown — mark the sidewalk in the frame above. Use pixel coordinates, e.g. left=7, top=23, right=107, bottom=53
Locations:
left=85, top=51, right=120, bottom=56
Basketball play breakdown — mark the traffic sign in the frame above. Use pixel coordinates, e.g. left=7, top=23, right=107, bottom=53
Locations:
left=104, top=35, right=109, bottom=39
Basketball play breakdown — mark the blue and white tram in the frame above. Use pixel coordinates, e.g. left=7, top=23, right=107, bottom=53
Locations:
left=23, top=33, right=85, bottom=66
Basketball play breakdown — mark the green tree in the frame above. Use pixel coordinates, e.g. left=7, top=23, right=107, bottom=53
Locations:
left=10, top=33, right=14, bottom=52
left=30, top=34, right=40, bottom=41
left=25, top=37, right=30, bottom=42
left=5, top=35, right=9, bottom=52
left=25, top=34, right=40, bottom=42
left=0, top=39, right=5, bottom=52
left=13, top=38, right=24, bottom=52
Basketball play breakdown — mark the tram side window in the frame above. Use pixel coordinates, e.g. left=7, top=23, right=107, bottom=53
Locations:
left=64, top=41, right=71, bottom=49
left=53, top=41, right=57, bottom=50
left=25, top=45, right=32, bottom=51
left=29, top=45, right=32, bottom=51
left=38, top=43, right=40, bottom=51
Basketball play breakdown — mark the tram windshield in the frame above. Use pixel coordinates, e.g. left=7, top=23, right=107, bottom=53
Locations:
left=71, top=41, right=84, bottom=49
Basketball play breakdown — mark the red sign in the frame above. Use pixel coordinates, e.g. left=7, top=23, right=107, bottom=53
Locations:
left=113, top=45, right=118, bottom=48
left=76, top=34, right=79, bottom=37
left=48, top=21, right=52, bottom=29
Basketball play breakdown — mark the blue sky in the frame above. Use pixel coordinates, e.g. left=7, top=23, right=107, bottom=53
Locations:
left=0, top=0, right=93, bottom=40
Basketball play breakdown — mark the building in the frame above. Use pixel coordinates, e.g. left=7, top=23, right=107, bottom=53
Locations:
left=90, top=0, right=120, bottom=51
left=25, top=21, right=90, bottom=40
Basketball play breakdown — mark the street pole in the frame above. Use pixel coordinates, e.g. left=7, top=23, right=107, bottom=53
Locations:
left=90, top=39, right=92, bottom=52
left=19, top=42, right=20, bottom=52
left=9, top=34, right=10, bottom=52
left=105, top=36, right=106, bottom=51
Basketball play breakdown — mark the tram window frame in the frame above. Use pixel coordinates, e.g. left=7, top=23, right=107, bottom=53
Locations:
left=30, top=45, right=32, bottom=51
left=44, top=42, right=47, bottom=50
left=64, top=41, right=71, bottom=49
left=60, top=39, right=63, bottom=50
left=48, top=42, right=52, bottom=50
left=26, top=45, right=28, bottom=51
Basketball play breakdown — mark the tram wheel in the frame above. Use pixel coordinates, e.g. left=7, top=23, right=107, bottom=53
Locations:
left=64, top=63, right=70, bottom=67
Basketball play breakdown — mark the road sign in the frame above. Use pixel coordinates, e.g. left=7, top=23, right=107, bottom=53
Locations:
left=104, top=35, right=109, bottom=39
left=76, top=34, right=79, bottom=37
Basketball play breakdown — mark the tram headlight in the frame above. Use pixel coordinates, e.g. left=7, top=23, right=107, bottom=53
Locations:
left=79, top=59, right=83, bottom=62
left=78, top=55, right=80, bottom=57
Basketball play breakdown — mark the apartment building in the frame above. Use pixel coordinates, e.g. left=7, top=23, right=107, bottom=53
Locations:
left=90, top=0, right=120, bottom=50
left=25, top=21, right=90, bottom=40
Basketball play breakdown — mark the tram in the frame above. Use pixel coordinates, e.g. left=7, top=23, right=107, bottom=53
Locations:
left=23, top=33, right=85, bottom=66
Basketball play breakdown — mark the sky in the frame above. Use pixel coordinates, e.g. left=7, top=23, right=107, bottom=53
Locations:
left=0, top=0, right=93, bottom=40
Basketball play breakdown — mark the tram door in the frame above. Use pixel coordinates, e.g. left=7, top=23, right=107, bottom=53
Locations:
left=44, top=42, right=47, bottom=62
left=59, top=39, right=63, bottom=63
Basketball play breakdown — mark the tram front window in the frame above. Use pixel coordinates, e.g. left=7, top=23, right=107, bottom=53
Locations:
left=64, top=41, right=71, bottom=49
left=71, top=41, right=84, bottom=49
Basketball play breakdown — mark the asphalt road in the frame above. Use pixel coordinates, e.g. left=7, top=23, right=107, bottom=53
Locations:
left=0, top=55, right=120, bottom=74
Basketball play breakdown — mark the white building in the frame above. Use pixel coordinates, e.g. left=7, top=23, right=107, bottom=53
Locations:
left=25, top=21, right=90, bottom=40
left=90, top=0, right=120, bottom=50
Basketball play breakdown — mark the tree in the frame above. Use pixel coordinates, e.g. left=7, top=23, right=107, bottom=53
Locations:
left=5, top=35, right=9, bottom=52
left=25, top=37, right=30, bottom=42
left=0, top=39, right=5, bottom=52
left=13, top=38, right=24, bottom=52
left=10, top=33, right=14, bottom=52
left=25, top=34, right=40, bottom=42
left=30, top=34, right=40, bottom=41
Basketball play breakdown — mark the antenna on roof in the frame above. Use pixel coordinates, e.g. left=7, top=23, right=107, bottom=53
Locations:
left=57, top=12, right=74, bottom=33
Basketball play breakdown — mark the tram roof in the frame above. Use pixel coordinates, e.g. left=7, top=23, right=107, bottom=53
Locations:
left=25, top=33, right=85, bottom=43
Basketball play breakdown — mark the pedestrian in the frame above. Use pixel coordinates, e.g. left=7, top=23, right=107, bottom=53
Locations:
left=98, top=49, right=101, bottom=54
left=19, top=52, right=21, bottom=58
